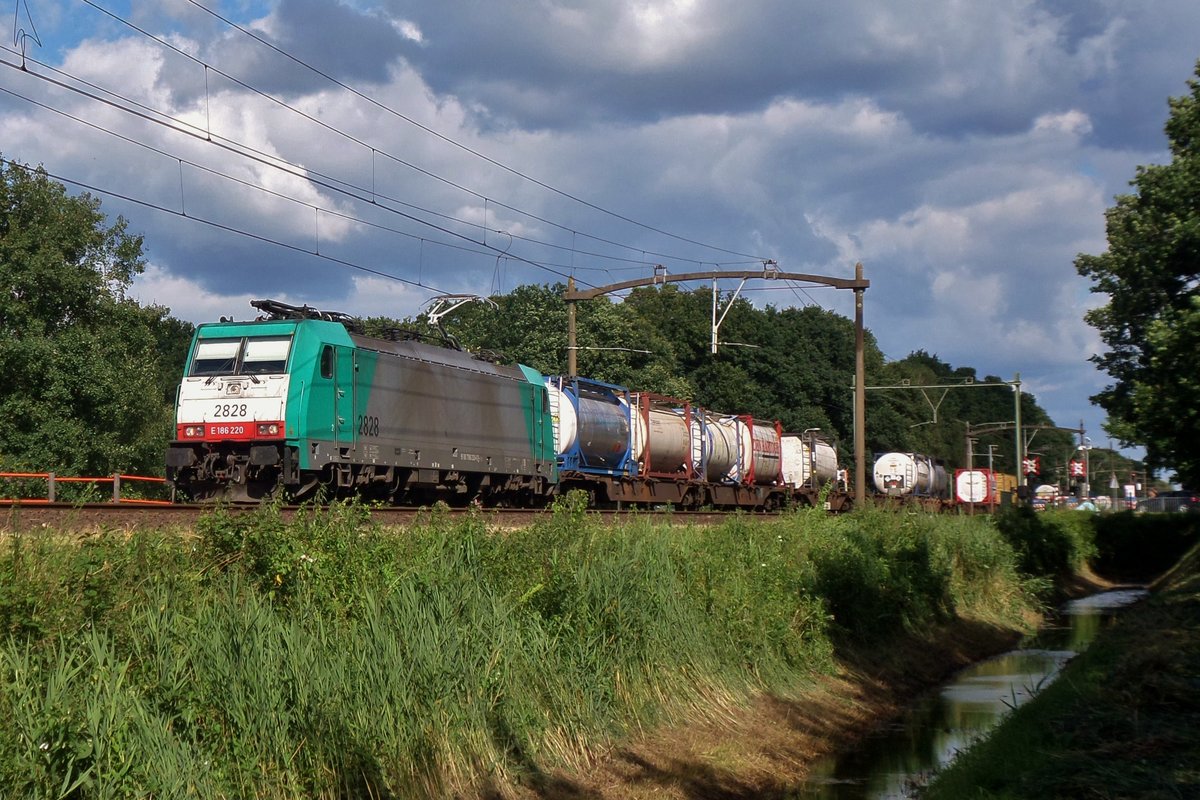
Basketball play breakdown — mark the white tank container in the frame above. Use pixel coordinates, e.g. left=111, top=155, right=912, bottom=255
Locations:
left=700, top=415, right=781, bottom=484
left=695, top=414, right=738, bottom=480
left=872, top=452, right=947, bottom=496
left=781, top=434, right=839, bottom=488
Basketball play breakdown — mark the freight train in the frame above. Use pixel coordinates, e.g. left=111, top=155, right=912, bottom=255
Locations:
left=165, top=301, right=848, bottom=510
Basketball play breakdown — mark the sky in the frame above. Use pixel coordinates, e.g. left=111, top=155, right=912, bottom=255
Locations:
left=3, top=0, right=1198, bottom=465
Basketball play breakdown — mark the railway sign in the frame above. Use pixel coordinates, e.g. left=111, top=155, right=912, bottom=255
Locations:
left=1069, top=459, right=1086, bottom=478
left=1022, top=456, right=1041, bottom=476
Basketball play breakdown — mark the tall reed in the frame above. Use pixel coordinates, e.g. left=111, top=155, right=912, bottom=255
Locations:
left=0, top=497, right=1046, bottom=798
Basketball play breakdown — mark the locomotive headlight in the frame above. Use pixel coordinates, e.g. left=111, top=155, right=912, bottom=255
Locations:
left=257, top=422, right=280, bottom=436
left=184, top=425, right=204, bottom=438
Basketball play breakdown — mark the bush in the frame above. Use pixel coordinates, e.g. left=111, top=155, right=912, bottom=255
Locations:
left=801, top=511, right=954, bottom=641
left=994, top=507, right=1096, bottom=583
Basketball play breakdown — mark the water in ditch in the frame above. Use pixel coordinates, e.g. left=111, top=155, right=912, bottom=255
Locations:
left=793, top=588, right=1149, bottom=799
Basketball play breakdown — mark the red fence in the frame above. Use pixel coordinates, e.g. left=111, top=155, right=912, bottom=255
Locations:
left=0, top=472, right=175, bottom=505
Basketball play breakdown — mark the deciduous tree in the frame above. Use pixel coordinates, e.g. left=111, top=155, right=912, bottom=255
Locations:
left=1076, top=60, right=1200, bottom=486
left=0, top=159, right=191, bottom=476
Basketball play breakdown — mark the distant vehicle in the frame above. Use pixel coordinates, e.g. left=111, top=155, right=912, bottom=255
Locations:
left=1136, top=490, right=1200, bottom=513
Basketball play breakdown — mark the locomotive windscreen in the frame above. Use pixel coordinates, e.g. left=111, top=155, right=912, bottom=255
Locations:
left=190, top=339, right=240, bottom=376
left=189, top=335, right=293, bottom=376
left=242, top=337, right=292, bottom=374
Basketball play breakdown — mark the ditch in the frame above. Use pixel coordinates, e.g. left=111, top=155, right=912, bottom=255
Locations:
left=792, top=588, right=1150, bottom=799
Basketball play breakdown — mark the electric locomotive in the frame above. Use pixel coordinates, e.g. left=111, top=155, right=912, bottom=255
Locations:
left=166, top=300, right=557, bottom=504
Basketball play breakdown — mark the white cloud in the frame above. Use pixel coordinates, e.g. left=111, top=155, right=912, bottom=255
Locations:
left=132, top=264, right=254, bottom=324
left=1033, top=109, right=1093, bottom=138
left=389, top=18, right=424, bottom=44
left=61, top=38, right=170, bottom=105
left=132, top=264, right=419, bottom=325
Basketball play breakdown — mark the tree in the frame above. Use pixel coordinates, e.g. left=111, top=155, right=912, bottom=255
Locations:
left=1076, top=60, right=1200, bottom=486
left=0, top=159, right=192, bottom=476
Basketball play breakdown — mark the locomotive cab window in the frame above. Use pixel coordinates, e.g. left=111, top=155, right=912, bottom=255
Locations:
left=242, top=336, right=292, bottom=375
left=190, top=339, right=240, bottom=376
left=189, top=335, right=293, bottom=377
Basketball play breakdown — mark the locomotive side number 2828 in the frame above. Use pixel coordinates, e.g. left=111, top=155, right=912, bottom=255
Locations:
left=213, top=403, right=248, bottom=417
left=357, top=414, right=380, bottom=437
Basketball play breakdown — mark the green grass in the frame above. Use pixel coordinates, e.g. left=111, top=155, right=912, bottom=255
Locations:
left=0, top=497, right=1053, bottom=798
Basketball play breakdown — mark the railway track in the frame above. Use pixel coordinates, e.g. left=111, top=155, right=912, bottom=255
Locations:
left=0, top=502, right=759, bottom=533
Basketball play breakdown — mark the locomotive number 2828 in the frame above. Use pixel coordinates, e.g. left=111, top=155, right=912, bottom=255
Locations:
left=213, top=403, right=248, bottom=417
left=357, top=414, right=380, bottom=437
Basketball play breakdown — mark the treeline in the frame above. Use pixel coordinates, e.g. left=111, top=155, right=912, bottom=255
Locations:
left=2, top=159, right=1117, bottom=483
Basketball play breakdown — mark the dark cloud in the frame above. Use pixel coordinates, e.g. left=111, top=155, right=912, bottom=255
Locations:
left=378, top=0, right=1198, bottom=151
left=140, top=0, right=414, bottom=101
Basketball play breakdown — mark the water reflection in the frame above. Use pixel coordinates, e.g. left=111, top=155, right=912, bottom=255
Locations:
left=793, top=589, right=1148, bottom=799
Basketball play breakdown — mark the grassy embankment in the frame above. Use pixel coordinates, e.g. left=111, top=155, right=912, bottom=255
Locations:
left=921, top=511, right=1200, bottom=800
left=0, top=496, right=1104, bottom=799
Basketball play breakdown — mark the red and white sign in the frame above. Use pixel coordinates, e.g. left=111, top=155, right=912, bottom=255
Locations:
left=1022, top=456, right=1041, bottom=476
left=1068, top=459, right=1087, bottom=478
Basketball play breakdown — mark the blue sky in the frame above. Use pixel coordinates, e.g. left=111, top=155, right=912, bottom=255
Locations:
left=3, top=0, right=1199, bottom=465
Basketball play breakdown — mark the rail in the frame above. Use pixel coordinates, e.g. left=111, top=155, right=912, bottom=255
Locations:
left=0, top=472, right=175, bottom=505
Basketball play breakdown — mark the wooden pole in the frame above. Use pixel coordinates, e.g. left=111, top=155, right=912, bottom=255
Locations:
left=854, top=262, right=867, bottom=508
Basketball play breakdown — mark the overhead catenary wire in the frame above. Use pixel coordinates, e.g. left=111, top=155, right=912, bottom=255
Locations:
left=0, top=156, right=827, bottom=333
left=0, top=156, right=455, bottom=295
left=3, top=75, right=743, bottom=285
left=0, top=81, right=665, bottom=278
left=179, top=0, right=769, bottom=263
left=0, top=6, right=833, bottom=309
left=75, top=0, right=771, bottom=268
left=1, top=76, right=837, bottom=312
left=0, top=49, right=596, bottom=288
left=0, top=44, right=761, bottom=282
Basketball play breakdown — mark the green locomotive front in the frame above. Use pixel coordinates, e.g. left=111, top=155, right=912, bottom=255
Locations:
left=166, top=302, right=558, bottom=504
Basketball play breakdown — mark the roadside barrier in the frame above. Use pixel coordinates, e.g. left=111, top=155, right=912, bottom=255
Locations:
left=0, top=472, right=174, bottom=505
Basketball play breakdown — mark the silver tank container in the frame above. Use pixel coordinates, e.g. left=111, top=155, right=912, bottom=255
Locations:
left=631, top=396, right=694, bottom=474
left=545, top=380, right=630, bottom=468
